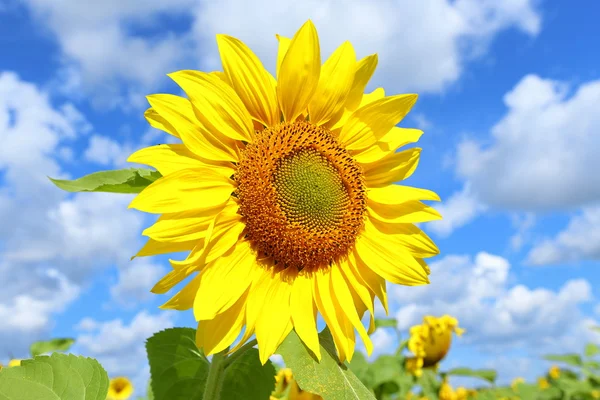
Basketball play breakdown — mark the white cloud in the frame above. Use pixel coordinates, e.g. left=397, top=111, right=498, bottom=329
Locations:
left=367, top=328, right=396, bottom=360
left=84, top=134, right=133, bottom=167
left=75, top=311, right=175, bottom=397
left=391, top=253, right=594, bottom=353
left=412, top=113, right=433, bottom=131
left=427, top=184, right=487, bottom=237
left=110, top=259, right=166, bottom=307
left=456, top=75, right=600, bottom=210
left=194, top=0, right=541, bottom=95
left=18, top=0, right=542, bottom=106
left=526, top=206, right=600, bottom=265
left=509, top=213, right=535, bottom=251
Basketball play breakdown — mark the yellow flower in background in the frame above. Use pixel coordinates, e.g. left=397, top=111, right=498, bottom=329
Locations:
left=129, top=19, right=440, bottom=364
left=406, top=315, right=463, bottom=376
left=439, top=378, right=474, bottom=400
left=538, top=377, right=550, bottom=389
left=271, top=368, right=322, bottom=400
left=107, top=377, right=134, bottom=400
left=591, top=389, right=600, bottom=399
left=7, top=359, right=21, bottom=367
left=510, top=377, right=525, bottom=391
left=549, top=365, right=560, bottom=379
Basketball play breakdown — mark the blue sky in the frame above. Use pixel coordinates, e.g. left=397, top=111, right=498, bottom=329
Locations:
left=1, top=0, right=600, bottom=395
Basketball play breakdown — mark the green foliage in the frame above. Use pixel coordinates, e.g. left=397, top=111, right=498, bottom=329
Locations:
left=374, top=318, right=398, bottom=329
left=221, top=348, right=276, bottom=400
left=49, top=168, right=161, bottom=194
left=585, top=343, right=600, bottom=358
left=543, top=353, right=584, bottom=367
left=30, top=338, right=75, bottom=357
left=445, top=367, right=497, bottom=384
left=277, top=328, right=376, bottom=400
left=0, top=353, right=108, bottom=400
left=146, top=328, right=210, bottom=400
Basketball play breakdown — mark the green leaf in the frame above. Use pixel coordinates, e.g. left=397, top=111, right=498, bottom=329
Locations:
left=445, top=367, right=497, bottom=384
left=146, top=328, right=210, bottom=400
left=221, top=348, right=276, bottom=400
left=370, top=355, right=403, bottom=388
left=543, top=354, right=583, bottom=367
left=49, top=168, right=162, bottom=194
left=585, top=343, right=600, bottom=358
left=417, top=369, right=439, bottom=399
left=0, top=353, right=108, bottom=400
left=30, top=338, right=75, bottom=357
left=347, top=351, right=374, bottom=389
left=374, top=318, right=397, bottom=329
left=276, top=328, right=376, bottom=400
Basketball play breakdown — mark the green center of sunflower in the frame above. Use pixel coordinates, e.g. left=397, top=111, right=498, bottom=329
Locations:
left=273, top=148, right=349, bottom=231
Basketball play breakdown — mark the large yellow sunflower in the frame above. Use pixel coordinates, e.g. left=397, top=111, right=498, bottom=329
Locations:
left=128, top=20, right=441, bottom=365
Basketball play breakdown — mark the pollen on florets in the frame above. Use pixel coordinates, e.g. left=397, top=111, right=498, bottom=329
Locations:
left=235, top=120, right=366, bottom=272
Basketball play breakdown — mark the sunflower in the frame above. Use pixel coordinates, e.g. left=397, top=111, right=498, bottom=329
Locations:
left=129, top=19, right=441, bottom=364
left=538, top=377, right=550, bottom=389
left=7, top=359, right=21, bottom=367
left=272, top=368, right=322, bottom=400
left=439, top=379, right=474, bottom=400
left=405, top=315, right=463, bottom=376
left=107, top=377, right=134, bottom=400
left=510, top=377, right=525, bottom=391
left=549, top=365, right=560, bottom=380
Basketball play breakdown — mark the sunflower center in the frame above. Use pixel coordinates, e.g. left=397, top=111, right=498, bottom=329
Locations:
left=235, top=121, right=366, bottom=272
left=273, top=148, right=349, bottom=231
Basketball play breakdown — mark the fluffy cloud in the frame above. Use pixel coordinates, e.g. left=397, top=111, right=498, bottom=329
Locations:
left=391, top=253, right=595, bottom=353
left=75, top=311, right=175, bottom=397
left=84, top=134, right=133, bottom=167
left=194, top=0, right=541, bottom=94
left=426, top=184, right=487, bottom=237
left=17, top=0, right=542, bottom=106
left=0, top=72, right=146, bottom=355
left=526, top=207, right=600, bottom=265
left=456, top=75, right=600, bottom=210
left=110, top=259, right=166, bottom=307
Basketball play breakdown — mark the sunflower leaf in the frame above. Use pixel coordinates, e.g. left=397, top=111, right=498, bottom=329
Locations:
left=0, top=353, right=109, bottom=400
left=585, top=343, right=600, bottom=358
left=543, top=354, right=583, bottom=367
left=145, top=328, right=209, bottom=400
left=374, top=318, right=397, bottom=329
left=30, top=338, right=75, bottom=357
left=445, top=367, right=498, bottom=383
left=221, top=348, right=276, bottom=400
left=49, top=168, right=162, bottom=194
left=276, top=328, right=376, bottom=400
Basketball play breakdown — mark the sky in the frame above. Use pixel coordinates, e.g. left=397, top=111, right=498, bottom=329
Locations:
left=1, top=0, right=600, bottom=396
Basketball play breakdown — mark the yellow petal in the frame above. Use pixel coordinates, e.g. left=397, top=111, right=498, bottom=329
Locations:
left=169, top=240, right=207, bottom=273
left=347, top=251, right=388, bottom=315
left=359, top=87, right=385, bottom=108
left=368, top=200, right=442, bottom=224
left=133, top=238, right=196, bottom=260
left=128, top=144, right=235, bottom=177
left=168, top=70, right=254, bottom=142
left=142, top=209, right=219, bottom=243
left=313, top=269, right=351, bottom=362
left=330, top=86, right=385, bottom=133
left=194, top=240, right=256, bottom=320
left=290, top=273, right=321, bottom=360
left=275, top=34, right=291, bottom=81
left=201, top=202, right=246, bottom=264
left=252, top=270, right=294, bottom=365
left=338, top=94, right=418, bottom=151
left=363, top=148, right=421, bottom=187
left=345, top=54, right=378, bottom=112
left=128, top=169, right=233, bottom=214
left=146, top=94, right=239, bottom=162
left=197, top=290, right=248, bottom=356
left=368, top=184, right=441, bottom=205
left=151, top=264, right=191, bottom=294
left=337, top=259, right=375, bottom=333
left=331, top=263, right=373, bottom=357
left=308, top=41, right=356, bottom=126
left=144, top=107, right=179, bottom=138
left=355, top=219, right=430, bottom=285
left=217, top=34, right=279, bottom=127
left=277, top=20, right=321, bottom=122
left=159, top=273, right=201, bottom=310
left=352, top=127, right=423, bottom=164
left=368, top=216, right=440, bottom=259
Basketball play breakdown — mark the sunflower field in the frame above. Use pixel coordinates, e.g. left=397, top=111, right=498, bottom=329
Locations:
left=0, top=16, right=598, bottom=400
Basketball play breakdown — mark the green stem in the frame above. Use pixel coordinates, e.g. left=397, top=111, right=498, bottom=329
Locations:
left=203, top=351, right=227, bottom=400
left=222, top=339, right=258, bottom=369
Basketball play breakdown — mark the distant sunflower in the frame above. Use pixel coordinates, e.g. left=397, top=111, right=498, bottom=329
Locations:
left=107, top=377, right=133, bottom=400
left=272, top=368, right=322, bottom=400
left=405, top=315, right=463, bottom=376
left=129, top=19, right=441, bottom=364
